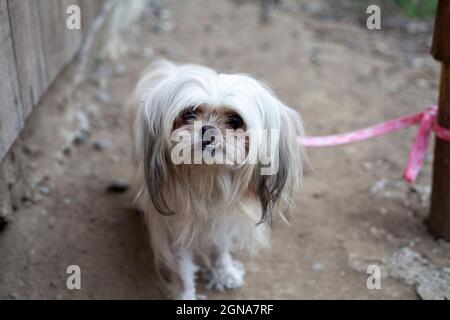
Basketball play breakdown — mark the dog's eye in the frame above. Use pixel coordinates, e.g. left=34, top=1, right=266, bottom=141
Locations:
left=181, top=107, right=198, bottom=122
left=227, top=113, right=243, bottom=129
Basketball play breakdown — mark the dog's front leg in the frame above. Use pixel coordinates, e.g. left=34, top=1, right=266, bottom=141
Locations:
left=176, top=250, right=199, bottom=300
left=206, top=250, right=245, bottom=291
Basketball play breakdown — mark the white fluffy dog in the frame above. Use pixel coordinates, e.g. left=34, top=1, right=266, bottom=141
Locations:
left=129, top=60, right=303, bottom=299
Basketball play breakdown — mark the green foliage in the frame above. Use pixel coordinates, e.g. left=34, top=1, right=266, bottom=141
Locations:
left=393, top=0, right=438, bottom=19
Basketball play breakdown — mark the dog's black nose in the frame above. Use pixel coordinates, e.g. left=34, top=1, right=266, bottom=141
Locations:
left=202, top=125, right=217, bottom=149
left=201, top=125, right=215, bottom=137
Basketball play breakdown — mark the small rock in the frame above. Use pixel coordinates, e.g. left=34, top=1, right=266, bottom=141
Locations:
left=38, top=185, right=51, bottom=195
left=93, top=76, right=109, bottom=89
left=95, top=89, right=111, bottom=103
left=73, top=133, right=89, bottom=146
left=371, top=179, right=387, bottom=194
left=369, top=226, right=380, bottom=237
left=93, top=139, right=115, bottom=151
left=73, top=111, right=91, bottom=145
left=312, top=192, right=324, bottom=199
left=406, top=21, right=430, bottom=35
left=389, top=248, right=429, bottom=285
left=362, top=161, right=374, bottom=171
left=402, top=199, right=411, bottom=208
left=114, top=64, right=127, bottom=76
left=106, top=179, right=130, bottom=193
left=371, top=179, right=408, bottom=199
left=9, top=292, right=19, bottom=300
left=374, top=41, right=392, bottom=56
left=159, top=8, right=171, bottom=21
left=159, top=21, right=173, bottom=32
left=48, top=217, right=56, bottom=229
left=410, top=184, right=431, bottom=195
left=388, top=247, right=450, bottom=300
left=312, top=262, right=325, bottom=271
left=347, top=253, right=386, bottom=277
left=410, top=57, right=425, bottom=68
left=410, top=184, right=431, bottom=207
left=76, top=111, right=90, bottom=132
left=22, top=145, right=41, bottom=158
left=416, top=78, right=429, bottom=89
left=0, top=216, right=8, bottom=232
left=110, top=155, right=120, bottom=164
left=387, top=80, right=404, bottom=93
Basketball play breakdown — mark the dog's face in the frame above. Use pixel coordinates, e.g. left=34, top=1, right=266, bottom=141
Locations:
left=171, top=104, right=249, bottom=167
left=135, top=64, right=303, bottom=222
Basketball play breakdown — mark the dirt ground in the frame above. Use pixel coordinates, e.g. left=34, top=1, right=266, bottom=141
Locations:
left=1, top=0, right=450, bottom=299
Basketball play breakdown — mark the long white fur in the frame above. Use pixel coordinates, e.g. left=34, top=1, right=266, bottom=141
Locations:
left=129, top=59, right=303, bottom=299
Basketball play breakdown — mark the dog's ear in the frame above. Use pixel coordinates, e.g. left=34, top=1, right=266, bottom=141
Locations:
left=252, top=106, right=303, bottom=224
left=136, top=109, right=175, bottom=216
left=253, top=141, right=288, bottom=224
left=145, top=131, right=175, bottom=216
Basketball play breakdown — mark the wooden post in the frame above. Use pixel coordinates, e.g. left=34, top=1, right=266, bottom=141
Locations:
left=428, top=0, right=450, bottom=240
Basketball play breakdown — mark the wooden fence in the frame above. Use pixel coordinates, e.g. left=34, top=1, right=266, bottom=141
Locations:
left=0, top=0, right=105, bottom=160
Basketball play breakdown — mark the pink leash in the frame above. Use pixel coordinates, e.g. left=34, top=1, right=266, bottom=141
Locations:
left=298, top=106, right=450, bottom=183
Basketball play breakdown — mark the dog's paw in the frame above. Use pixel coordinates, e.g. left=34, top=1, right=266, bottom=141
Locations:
left=206, top=260, right=245, bottom=291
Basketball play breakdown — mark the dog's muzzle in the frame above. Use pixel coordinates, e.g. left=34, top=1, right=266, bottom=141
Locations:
left=201, top=125, right=220, bottom=152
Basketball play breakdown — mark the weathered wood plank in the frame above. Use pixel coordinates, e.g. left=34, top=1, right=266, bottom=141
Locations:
left=8, top=0, right=48, bottom=117
left=0, top=0, right=106, bottom=161
left=0, top=0, right=24, bottom=160
left=428, top=0, right=450, bottom=240
left=38, top=0, right=83, bottom=83
left=37, top=0, right=66, bottom=83
left=429, top=64, right=450, bottom=240
left=61, top=0, right=83, bottom=63
left=431, top=0, right=450, bottom=64
left=11, top=0, right=103, bottom=114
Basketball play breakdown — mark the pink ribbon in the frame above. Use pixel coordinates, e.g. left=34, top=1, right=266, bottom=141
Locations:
left=299, top=106, right=450, bottom=183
